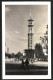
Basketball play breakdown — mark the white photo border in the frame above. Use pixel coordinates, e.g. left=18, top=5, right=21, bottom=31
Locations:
left=2, top=1, right=51, bottom=79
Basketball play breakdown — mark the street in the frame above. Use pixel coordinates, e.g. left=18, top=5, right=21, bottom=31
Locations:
left=5, top=61, right=48, bottom=75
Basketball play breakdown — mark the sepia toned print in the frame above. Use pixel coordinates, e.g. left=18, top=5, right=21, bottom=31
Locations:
left=2, top=2, right=51, bottom=79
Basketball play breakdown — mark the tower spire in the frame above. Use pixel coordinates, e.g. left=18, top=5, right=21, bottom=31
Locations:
left=30, top=9, right=32, bottom=18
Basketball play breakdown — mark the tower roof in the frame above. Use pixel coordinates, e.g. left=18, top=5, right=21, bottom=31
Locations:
left=28, top=18, right=34, bottom=21
left=28, top=9, right=34, bottom=21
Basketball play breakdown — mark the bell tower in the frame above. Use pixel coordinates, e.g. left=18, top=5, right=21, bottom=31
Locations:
left=24, top=9, right=34, bottom=58
left=28, top=15, right=34, bottom=49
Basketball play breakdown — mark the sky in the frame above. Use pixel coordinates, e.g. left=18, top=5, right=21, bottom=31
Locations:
left=5, top=5, right=48, bottom=54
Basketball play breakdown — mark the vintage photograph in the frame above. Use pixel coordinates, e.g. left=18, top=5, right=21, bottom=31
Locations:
left=2, top=2, right=51, bottom=79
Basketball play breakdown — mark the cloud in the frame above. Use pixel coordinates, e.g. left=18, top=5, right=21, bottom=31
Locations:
left=5, top=7, right=11, bottom=12
left=20, top=37, right=27, bottom=40
left=17, top=37, right=27, bottom=40
left=15, top=31, right=19, bottom=34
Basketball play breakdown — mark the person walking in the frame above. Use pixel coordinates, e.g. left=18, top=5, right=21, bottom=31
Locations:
left=25, top=58, right=29, bottom=71
left=21, top=59, right=25, bottom=70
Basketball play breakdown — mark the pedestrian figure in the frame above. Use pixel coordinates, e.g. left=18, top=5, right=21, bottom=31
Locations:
left=21, top=59, right=25, bottom=70
left=25, top=58, right=29, bottom=71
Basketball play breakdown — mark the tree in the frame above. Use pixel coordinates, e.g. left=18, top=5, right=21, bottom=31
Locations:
left=8, top=54, right=11, bottom=59
left=15, top=52, right=22, bottom=59
left=11, top=53, right=14, bottom=58
left=35, top=43, right=44, bottom=58
left=40, top=25, right=48, bottom=54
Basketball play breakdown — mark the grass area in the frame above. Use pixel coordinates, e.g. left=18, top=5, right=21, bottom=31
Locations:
left=5, top=63, right=48, bottom=70
left=5, top=62, right=48, bottom=75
